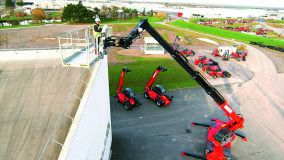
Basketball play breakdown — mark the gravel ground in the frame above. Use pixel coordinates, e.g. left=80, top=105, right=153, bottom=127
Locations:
left=0, top=24, right=89, bottom=49
left=253, top=46, right=284, bottom=73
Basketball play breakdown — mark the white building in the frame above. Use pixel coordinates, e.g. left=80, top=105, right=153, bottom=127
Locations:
left=144, top=37, right=164, bottom=54
left=265, top=10, right=284, bottom=20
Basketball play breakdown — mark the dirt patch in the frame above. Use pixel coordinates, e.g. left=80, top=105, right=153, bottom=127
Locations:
left=0, top=23, right=227, bottom=51
left=0, top=24, right=90, bottom=49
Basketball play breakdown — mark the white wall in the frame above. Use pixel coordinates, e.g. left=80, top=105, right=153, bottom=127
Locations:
left=58, top=56, right=112, bottom=160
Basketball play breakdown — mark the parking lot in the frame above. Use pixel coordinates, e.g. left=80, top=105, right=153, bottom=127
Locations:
left=110, top=86, right=242, bottom=160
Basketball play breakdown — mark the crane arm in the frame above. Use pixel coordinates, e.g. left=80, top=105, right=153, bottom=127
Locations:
left=117, top=68, right=130, bottom=94
left=105, top=19, right=244, bottom=132
left=146, top=66, right=167, bottom=88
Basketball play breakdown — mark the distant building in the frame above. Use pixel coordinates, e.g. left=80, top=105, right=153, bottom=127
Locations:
left=144, top=37, right=164, bottom=55
left=264, top=10, right=284, bottom=20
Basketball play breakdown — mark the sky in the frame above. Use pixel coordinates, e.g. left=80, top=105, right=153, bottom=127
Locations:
left=138, top=0, right=284, bottom=8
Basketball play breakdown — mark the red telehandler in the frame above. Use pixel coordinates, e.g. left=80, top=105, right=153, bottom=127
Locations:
left=172, top=36, right=195, bottom=57
left=104, top=19, right=246, bottom=160
left=115, top=67, right=141, bottom=110
left=144, top=66, right=173, bottom=107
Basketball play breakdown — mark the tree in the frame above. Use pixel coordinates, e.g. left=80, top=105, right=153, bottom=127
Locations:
left=5, top=0, right=15, bottom=9
left=142, top=8, right=146, bottom=16
left=131, top=9, right=138, bottom=18
left=32, top=8, right=46, bottom=22
left=154, top=12, right=166, bottom=19
left=62, top=2, right=94, bottom=23
left=62, top=4, right=75, bottom=22
left=147, top=10, right=153, bottom=16
left=111, top=6, right=119, bottom=18
left=16, top=0, right=24, bottom=6
left=123, top=8, right=132, bottom=19
left=100, top=5, right=108, bottom=18
left=75, top=1, right=88, bottom=22
left=94, top=7, right=100, bottom=16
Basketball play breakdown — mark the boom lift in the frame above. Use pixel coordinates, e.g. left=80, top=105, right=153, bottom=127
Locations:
left=115, top=67, right=141, bottom=110
left=144, top=66, right=173, bottom=107
left=104, top=19, right=246, bottom=160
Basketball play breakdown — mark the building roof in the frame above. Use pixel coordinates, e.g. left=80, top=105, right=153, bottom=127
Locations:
left=144, top=37, right=159, bottom=44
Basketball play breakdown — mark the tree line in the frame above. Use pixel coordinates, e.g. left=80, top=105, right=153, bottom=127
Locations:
left=62, top=1, right=140, bottom=23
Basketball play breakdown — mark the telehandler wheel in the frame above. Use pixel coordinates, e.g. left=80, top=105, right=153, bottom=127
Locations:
left=144, top=92, right=150, bottom=99
left=155, top=99, right=163, bottom=107
left=115, top=96, right=119, bottom=102
left=124, top=102, right=132, bottom=110
left=213, top=75, right=217, bottom=79
left=226, top=73, right=232, bottom=78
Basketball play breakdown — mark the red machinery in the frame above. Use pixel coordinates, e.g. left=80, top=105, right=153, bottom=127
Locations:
left=194, top=56, right=213, bottom=67
left=172, top=36, right=195, bottom=57
left=208, top=67, right=231, bottom=79
left=177, top=12, right=183, bottom=17
left=104, top=18, right=246, bottom=159
left=231, top=51, right=247, bottom=61
left=115, top=67, right=141, bottom=110
left=144, top=66, right=173, bottom=107
left=234, top=26, right=250, bottom=32
left=256, top=28, right=269, bottom=35
left=201, top=62, right=219, bottom=73
left=212, top=48, right=247, bottom=61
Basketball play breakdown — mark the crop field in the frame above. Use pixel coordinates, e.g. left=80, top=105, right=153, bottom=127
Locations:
left=170, top=20, right=284, bottom=47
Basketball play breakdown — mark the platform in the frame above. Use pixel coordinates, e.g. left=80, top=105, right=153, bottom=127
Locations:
left=57, top=25, right=112, bottom=68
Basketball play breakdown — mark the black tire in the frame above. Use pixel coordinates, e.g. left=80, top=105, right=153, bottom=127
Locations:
left=115, top=95, right=119, bottom=102
left=191, top=52, right=195, bottom=57
left=237, top=57, right=241, bottom=61
left=226, top=72, right=232, bottom=78
left=198, top=63, right=203, bottom=67
left=156, top=99, right=163, bottom=107
left=222, top=74, right=226, bottom=78
left=213, top=75, right=217, bottom=79
left=206, top=70, right=210, bottom=74
left=144, top=92, right=150, bottom=99
left=124, top=102, right=132, bottom=110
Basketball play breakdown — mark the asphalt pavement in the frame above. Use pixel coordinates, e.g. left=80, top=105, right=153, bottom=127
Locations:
left=110, top=86, right=242, bottom=160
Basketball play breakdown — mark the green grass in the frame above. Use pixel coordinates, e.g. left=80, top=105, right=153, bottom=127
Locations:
left=152, top=23, right=226, bottom=44
left=0, top=23, right=44, bottom=29
left=170, top=20, right=284, bottom=47
left=0, top=15, right=33, bottom=22
left=266, top=19, right=284, bottom=24
left=102, top=16, right=165, bottom=24
left=108, top=55, right=198, bottom=95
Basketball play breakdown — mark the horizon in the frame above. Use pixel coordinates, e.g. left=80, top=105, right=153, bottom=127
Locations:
left=122, top=0, right=284, bottom=9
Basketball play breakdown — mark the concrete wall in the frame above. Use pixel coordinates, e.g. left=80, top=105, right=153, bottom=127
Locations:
left=58, top=56, right=112, bottom=160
